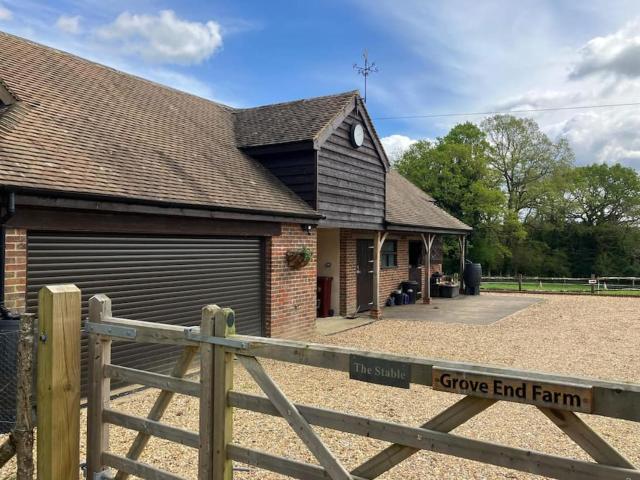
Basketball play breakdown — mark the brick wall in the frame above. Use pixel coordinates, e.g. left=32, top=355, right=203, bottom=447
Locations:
left=378, top=235, right=409, bottom=310
left=4, top=227, right=27, bottom=312
left=339, top=229, right=357, bottom=316
left=265, top=223, right=317, bottom=339
left=339, top=230, right=445, bottom=316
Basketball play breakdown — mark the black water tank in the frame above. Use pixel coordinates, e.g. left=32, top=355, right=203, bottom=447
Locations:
left=464, top=263, right=482, bottom=288
left=0, top=319, right=19, bottom=434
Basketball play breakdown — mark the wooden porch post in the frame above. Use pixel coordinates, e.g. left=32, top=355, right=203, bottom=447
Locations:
left=458, top=235, right=466, bottom=294
left=372, top=231, right=388, bottom=319
left=421, top=233, right=435, bottom=304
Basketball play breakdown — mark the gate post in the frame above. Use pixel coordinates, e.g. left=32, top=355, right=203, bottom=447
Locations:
left=199, top=305, right=220, bottom=480
left=37, top=285, right=81, bottom=480
left=86, top=294, right=113, bottom=478
left=213, top=308, right=235, bottom=480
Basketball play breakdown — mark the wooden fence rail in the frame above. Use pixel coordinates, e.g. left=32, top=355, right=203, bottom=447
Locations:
left=79, top=292, right=640, bottom=480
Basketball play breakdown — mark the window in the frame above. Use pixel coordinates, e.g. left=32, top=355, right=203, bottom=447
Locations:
left=381, top=240, right=398, bottom=268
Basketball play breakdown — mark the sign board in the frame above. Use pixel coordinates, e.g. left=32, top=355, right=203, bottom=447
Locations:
left=432, top=368, right=593, bottom=413
left=349, top=355, right=411, bottom=389
left=588, top=279, right=597, bottom=285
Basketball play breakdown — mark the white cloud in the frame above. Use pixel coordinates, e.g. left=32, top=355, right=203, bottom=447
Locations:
left=0, top=4, right=12, bottom=21
left=56, top=14, right=81, bottom=34
left=97, top=10, right=222, bottom=65
left=571, top=19, right=640, bottom=79
left=381, top=134, right=418, bottom=161
left=355, top=1, right=640, bottom=168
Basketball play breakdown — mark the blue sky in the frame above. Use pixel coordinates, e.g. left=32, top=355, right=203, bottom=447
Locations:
left=2, top=0, right=640, bottom=166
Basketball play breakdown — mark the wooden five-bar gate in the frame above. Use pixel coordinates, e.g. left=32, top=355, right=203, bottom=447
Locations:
left=81, top=292, right=640, bottom=480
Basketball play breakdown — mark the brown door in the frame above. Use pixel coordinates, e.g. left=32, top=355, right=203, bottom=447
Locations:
left=356, top=239, right=374, bottom=312
left=408, top=240, right=423, bottom=295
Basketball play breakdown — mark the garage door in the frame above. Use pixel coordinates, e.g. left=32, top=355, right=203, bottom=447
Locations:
left=26, top=233, right=264, bottom=393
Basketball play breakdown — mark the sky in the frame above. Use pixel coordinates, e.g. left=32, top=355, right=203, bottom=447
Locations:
left=2, top=0, right=640, bottom=167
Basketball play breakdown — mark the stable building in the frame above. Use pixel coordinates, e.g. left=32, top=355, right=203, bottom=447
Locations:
left=0, top=32, right=470, bottom=376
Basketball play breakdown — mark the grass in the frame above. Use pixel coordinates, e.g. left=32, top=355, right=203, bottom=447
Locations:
left=482, top=281, right=640, bottom=296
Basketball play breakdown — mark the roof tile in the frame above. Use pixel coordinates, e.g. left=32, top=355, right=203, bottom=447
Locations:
left=0, top=32, right=317, bottom=217
left=386, top=171, right=471, bottom=232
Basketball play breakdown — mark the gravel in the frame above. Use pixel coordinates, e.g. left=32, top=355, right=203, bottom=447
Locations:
left=2, top=293, right=640, bottom=479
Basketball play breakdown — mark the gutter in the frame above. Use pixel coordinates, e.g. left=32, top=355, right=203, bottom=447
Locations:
left=384, top=221, right=472, bottom=236
left=8, top=185, right=324, bottom=223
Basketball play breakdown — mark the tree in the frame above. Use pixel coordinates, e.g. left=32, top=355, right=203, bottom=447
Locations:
left=396, top=123, right=506, bottom=272
left=481, top=115, right=574, bottom=216
left=566, top=163, right=640, bottom=226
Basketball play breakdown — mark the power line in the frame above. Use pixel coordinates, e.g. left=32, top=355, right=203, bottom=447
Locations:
left=374, top=101, right=640, bottom=120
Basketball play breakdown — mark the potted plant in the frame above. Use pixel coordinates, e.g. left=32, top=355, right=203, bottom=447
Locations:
left=286, top=246, right=313, bottom=270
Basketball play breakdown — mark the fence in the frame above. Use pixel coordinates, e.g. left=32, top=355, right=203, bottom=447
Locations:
left=0, top=313, right=35, bottom=479
left=482, top=275, right=640, bottom=296
left=79, top=290, right=640, bottom=480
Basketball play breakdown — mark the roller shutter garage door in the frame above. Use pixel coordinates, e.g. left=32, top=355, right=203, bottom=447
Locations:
left=26, top=233, right=264, bottom=394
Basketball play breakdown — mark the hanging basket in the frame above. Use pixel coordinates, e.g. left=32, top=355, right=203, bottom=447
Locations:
left=286, top=246, right=313, bottom=270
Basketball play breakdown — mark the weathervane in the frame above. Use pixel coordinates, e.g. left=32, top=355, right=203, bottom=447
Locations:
left=353, top=49, right=378, bottom=103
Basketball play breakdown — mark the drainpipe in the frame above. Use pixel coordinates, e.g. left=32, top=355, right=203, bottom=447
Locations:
left=0, top=191, right=17, bottom=319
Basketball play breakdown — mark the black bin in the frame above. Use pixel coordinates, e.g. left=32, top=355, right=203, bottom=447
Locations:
left=401, top=281, right=419, bottom=304
left=430, top=272, right=442, bottom=297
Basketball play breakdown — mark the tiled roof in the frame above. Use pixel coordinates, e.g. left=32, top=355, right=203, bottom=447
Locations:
left=234, top=92, right=357, bottom=148
left=386, top=171, right=472, bottom=232
left=0, top=32, right=317, bottom=218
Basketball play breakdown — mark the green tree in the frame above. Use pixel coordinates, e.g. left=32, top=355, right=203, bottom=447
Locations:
left=396, top=123, right=506, bottom=272
left=566, top=163, right=640, bottom=226
left=481, top=115, right=574, bottom=216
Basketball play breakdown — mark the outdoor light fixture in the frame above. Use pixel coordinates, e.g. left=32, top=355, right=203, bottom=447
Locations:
left=301, top=224, right=313, bottom=235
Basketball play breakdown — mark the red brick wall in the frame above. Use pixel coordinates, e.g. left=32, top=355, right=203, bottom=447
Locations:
left=339, top=231, right=445, bottom=316
left=265, top=223, right=317, bottom=339
left=339, top=229, right=357, bottom=316
left=378, top=235, right=409, bottom=309
left=4, top=228, right=27, bottom=312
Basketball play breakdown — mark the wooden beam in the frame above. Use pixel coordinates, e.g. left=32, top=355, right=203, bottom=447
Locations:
left=86, top=294, right=112, bottom=479
left=38, top=285, right=81, bottom=480
left=458, top=235, right=466, bottom=293
left=14, top=313, right=35, bottom=480
left=9, top=206, right=281, bottom=237
left=237, top=355, right=352, bottom=480
left=114, top=346, right=198, bottom=480
left=103, top=409, right=199, bottom=449
left=228, top=444, right=368, bottom=480
left=104, top=364, right=200, bottom=397
left=212, top=308, right=235, bottom=480
left=421, top=233, right=435, bottom=304
left=538, top=408, right=636, bottom=469
left=227, top=334, right=640, bottom=422
left=199, top=305, right=221, bottom=480
left=352, top=396, right=495, bottom=478
left=103, top=453, right=187, bottom=480
left=89, top=314, right=640, bottom=422
left=372, top=231, right=381, bottom=315
left=228, top=391, right=640, bottom=480
left=230, top=392, right=493, bottom=478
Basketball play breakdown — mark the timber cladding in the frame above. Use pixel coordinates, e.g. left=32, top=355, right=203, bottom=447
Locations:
left=317, top=110, right=386, bottom=229
left=251, top=149, right=317, bottom=209
left=265, top=223, right=317, bottom=339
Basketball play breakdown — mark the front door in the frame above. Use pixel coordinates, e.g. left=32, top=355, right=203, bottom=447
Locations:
left=408, top=240, right=423, bottom=295
left=356, top=239, right=374, bottom=312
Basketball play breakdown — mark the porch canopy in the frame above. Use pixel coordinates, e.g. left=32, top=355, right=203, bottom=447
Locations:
left=379, top=171, right=473, bottom=305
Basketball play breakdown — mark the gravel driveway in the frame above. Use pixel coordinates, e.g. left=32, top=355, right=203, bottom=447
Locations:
left=4, top=293, right=640, bottom=479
